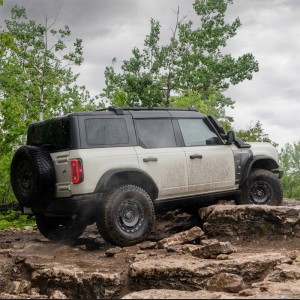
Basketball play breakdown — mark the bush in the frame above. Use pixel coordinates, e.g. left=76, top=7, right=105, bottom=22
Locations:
left=0, top=152, right=15, bottom=204
left=0, top=210, right=36, bottom=229
left=279, top=141, right=300, bottom=199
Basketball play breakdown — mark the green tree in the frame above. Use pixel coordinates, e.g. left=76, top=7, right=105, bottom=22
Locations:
left=102, top=19, right=166, bottom=108
left=0, top=32, right=16, bottom=202
left=236, top=121, right=278, bottom=147
left=279, top=141, right=300, bottom=199
left=102, top=0, right=259, bottom=116
left=0, top=6, right=99, bottom=148
left=0, top=6, right=100, bottom=202
left=170, top=88, right=234, bottom=130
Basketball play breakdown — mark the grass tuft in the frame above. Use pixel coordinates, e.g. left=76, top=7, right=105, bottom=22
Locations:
left=0, top=210, right=36, bottom=229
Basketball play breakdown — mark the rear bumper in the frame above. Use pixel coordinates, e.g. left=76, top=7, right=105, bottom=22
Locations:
left=28, top=193, right=103, bottom=219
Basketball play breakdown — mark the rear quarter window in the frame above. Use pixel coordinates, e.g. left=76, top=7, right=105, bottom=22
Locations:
left=85, top=118, right=129, bottom=146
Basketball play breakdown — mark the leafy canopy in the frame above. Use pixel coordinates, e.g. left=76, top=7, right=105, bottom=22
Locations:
left=102, top=0, right=259, bottom=124
left=0, top=6, right=99, bottom=151
left=236, top=121, right=278, bottom=148
left=0, top=6, right=100, bottom=203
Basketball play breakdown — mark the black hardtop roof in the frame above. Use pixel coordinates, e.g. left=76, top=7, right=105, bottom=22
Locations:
left=29, top=106, right=207, bottom=126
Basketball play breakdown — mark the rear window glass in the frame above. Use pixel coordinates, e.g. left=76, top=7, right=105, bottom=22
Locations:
left=135, top=119, right=176, bottom=148
left=85, top=118, right=129, bottom=146
left=27, top=118, right=70, bottom=151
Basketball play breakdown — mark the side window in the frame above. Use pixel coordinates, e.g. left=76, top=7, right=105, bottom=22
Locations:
left=85, top=118, right=129, bottom=146
left=178, top=119, right=221, bottom=146
left=135, top=119, right=176, bottom=148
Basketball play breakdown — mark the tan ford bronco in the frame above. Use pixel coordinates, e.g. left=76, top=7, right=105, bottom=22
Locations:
left=10, top=107, right=283, bottom=246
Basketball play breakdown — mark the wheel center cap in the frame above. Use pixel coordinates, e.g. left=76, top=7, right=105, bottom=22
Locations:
left=257, top=190, right=264, bottom=197
left=124, top=210, right=134, bottom=221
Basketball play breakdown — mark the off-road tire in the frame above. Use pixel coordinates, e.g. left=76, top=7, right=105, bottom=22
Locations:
left=236, top=169, right=283, bottom=206
left=10, top=145, right=56, bottom=208
left=96, top=185, right=155, bottom=247
left=36, top=215, right=86, bottom=241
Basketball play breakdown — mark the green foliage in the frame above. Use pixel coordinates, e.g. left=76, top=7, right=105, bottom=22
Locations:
left=279, top=141, right=300, bottom=199
left=0, top=6, right=99, bottom=135
left=170, top=88, right=234, bottom=126
left=102, top=19, right=166, bottom=107
left=0, top=32, right=15, bottom=57
left=236, top=121, right=278, bottom=148
left=0, top=210, right=36, bottom=229
left=102, top=0, right=259, bottom=113
left=0, top=6, right=101, bottom=203
left=0, top=152, right=14, bottom=203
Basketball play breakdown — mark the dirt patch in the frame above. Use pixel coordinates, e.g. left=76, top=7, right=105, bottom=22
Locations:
left=0, top=198, right=299, bottom=299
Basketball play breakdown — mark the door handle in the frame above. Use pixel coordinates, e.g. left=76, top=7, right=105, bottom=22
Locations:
left=190, top=154, right=203, bottom=159
left=143, top=157, right=158, bottom=162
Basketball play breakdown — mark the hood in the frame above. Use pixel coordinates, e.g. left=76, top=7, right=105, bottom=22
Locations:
left=248, top=142, right=279, bottom=162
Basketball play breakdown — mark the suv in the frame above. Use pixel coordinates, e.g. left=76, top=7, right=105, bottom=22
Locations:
left=10, top=107, right=283, bottom=246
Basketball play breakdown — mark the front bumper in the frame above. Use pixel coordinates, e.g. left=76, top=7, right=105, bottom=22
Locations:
left=272, top=169, right=284, bottom=179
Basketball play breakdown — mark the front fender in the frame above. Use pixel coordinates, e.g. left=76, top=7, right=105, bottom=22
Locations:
left=240, top=155, right=280, bottom=185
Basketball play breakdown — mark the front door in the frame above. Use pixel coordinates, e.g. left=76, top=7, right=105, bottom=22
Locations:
left=177, top=118, right=236, bottom=195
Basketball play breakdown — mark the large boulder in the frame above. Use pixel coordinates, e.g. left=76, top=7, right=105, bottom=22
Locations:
left=122, top=288, right=240, bottom=299
left=157, top=226, right=206, bottom=249
left=199, top=204, right=300, bottom=237
left=26, top=260, right=123, bottom=299
left=189, top=239, right=235, bottom=259
left=206, top=272, right=245, bottom=293
left=128, top=252, right=288, bottom=291
left=265, top=263, right=300, bottom=282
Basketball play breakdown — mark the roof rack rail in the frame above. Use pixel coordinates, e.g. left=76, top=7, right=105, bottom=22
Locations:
left=96, top=106, right=198, bottom=114
left=121, top=107, right=198, bottom=112
left=96, top=106, right=124, bottom=115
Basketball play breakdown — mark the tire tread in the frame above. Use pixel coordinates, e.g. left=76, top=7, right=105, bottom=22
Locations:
left=96, top=184, right=155, bottom=246
left=237, top=169, right=283, bottom=206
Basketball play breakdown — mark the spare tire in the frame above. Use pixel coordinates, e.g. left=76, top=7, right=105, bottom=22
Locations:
left=10, top=145, right=56, bottom=208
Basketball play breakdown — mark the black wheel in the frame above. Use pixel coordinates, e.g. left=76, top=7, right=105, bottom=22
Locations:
left=36, top=215, right=86, bottom=241
left=10, top=146, right=56, bottom=208
left=236, top=169, right=283, bottom=206
left=96, top=185, right=155, bottom=247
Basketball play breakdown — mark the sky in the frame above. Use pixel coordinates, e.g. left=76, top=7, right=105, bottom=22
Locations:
left=1, top=0, right=300, bottom=150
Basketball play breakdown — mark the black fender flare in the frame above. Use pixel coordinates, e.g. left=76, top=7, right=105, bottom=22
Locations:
left=240, top=155, right=279, bottom=186
left=95, top=168, right=159, bottom=200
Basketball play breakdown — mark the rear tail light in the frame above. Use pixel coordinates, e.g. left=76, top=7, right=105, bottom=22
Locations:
left=70, top=159, right=84, bottom=184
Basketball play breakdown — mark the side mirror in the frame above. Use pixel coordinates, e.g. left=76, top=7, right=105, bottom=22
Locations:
left=226, top=131, right=237, bottom=145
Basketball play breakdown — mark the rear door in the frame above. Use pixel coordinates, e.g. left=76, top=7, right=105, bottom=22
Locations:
left=177, top=118, right=236, bottom=195
left=133, top=116, right=188, bottom=200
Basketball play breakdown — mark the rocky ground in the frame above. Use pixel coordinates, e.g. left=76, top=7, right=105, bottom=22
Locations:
left=0, top=198, right=299, bottom=299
